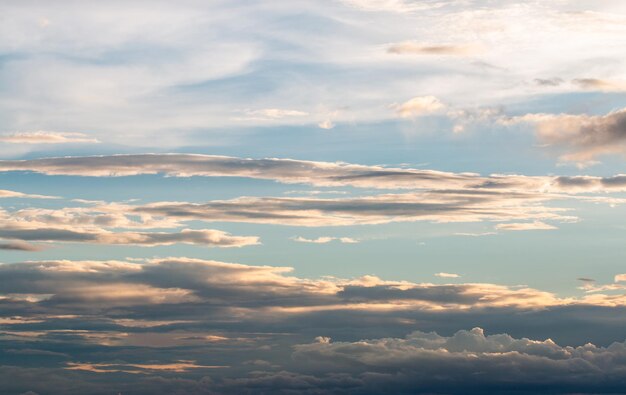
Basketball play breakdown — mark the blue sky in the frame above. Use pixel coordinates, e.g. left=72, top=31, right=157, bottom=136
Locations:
left=2, top=1, right=626, bottom=394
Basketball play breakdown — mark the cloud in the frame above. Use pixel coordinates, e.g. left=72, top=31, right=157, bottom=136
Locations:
left=340, top=0, right=448, bottom=13
left=435, top=272, right=460, bottom=278
left=65, top=360, right=225, bottom=374
left=0, top=154, right=486, bottom=190
left=318, top=119, right=335, bottom=129
left=293, top=236, right=359, bottom=244
left=2, top=257, right=626, bottom=393
left=134, top=190, right=576, bottom=227
left=244, top=109, right=309, bottom=120
left=281, top=327, right=626, bottom=394
left=0, top=132, right=99, bottom=144
left=0, top=189, right=57, bottom=199
left=0, top=241, right=44, bottom=251
left=393, top=96, right=445, bottom=118
left=2, top=154, right=626, bottom=195
left=495, top=221, right=557, bottom=231
left=572, top=78, right=626, bottom=92
left=615, top=274, right=626, bottom=283
left=534, top=78, right=564, bottom=86
left=387, top=42, right=482, bottom=55
left=0, top=225, right=259, bottom=248
left=503, top=108, right=626, bottom=165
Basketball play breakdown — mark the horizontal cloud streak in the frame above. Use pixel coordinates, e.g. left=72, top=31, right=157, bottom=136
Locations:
left=1, top=154, right=626, bottom=194
left=0, top=131, right=99, bottom=144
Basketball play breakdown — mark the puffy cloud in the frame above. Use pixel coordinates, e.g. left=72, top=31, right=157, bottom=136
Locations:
left=280, top=327, right=626, bottom=394
left=0, top=132, right=98, bottom=144
left=1, top=257, right=626, bottom=393
left=393, top=96, right=445, bottom=118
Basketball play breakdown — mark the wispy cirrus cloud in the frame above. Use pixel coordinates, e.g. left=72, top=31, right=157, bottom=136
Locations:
left=293, top=236, right=359, bottom=244
left=0, top=131, right=99, bottom=144
left=495, top=221, right=557, bottom=231
left=387, top=42, right=482, bottom=55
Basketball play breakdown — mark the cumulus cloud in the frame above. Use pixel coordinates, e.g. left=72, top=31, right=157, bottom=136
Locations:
left=387, top=42, right=482, bottom=55
left=283, top=327, right=626, bottom=394
left=0, top=132, right=99, bottom=144
left=393, top=96, right=445, bottom=118
left=1, top=257, right=626, bottom=393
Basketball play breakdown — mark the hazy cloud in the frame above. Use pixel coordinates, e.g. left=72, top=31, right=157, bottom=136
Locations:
left=388, top=42, right=482, bottom=55
left=0, top=132, right=99, bottom=144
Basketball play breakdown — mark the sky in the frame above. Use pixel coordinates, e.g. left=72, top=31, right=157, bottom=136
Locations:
left=1, top=1, right=626, bottom=394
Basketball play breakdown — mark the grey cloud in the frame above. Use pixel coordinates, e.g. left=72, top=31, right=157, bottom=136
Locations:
left=1, top=154, right=626, bottom=194
left=0, top=241, right=44, bottom=251
left=387, top=42, right=481, bottom=55
left=0, top=154, right=486, bottom=190
left=2, top=258, right=626, bottom=393
left=0, top=227, right=258, bottom=248
left=572, top=78, right=626, bottom=92
left=506, top=108, right=626, bottom=164
left=534, top=78, right=564, bottom=86
left=134, top=190, right=574, bottom=226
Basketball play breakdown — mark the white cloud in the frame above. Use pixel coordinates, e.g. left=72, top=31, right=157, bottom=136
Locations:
left=293, top=236, right=360, bottom=244
left=387, top=42, right=482, bottom=55
left=495, top=221, right=557, bottom=231
left=435, top=272, right=460, bottom=278
left=244, top=108, right=309, bottom=119
left=0, top=131, right=99, bottom=144
left=393, top=96, right=445, bottom=118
